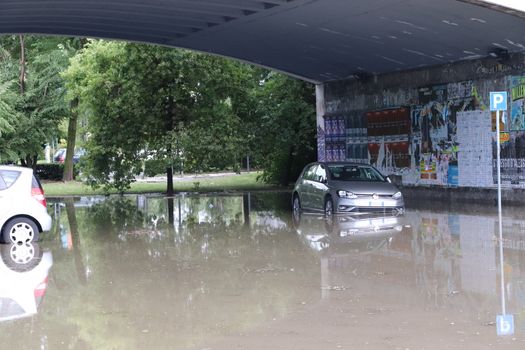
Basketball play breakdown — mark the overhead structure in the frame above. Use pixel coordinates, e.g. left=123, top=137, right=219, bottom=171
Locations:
left=0, top=0, right=524, bottom=83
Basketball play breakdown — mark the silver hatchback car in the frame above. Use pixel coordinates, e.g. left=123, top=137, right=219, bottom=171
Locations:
left=292, top=162, right=404, bottom=216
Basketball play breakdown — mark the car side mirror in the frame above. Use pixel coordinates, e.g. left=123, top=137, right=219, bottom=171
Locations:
left=386, top=176, right=392, bottom=183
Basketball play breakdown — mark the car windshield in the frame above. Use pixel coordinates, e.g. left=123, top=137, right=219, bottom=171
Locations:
left=328, top=165, right=385, bottom=182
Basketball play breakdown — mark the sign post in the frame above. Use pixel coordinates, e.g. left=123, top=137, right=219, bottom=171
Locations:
left=490, top=91, right=513, bottom=336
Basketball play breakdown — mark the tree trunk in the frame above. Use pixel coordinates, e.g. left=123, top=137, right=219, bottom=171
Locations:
left=19, top=35, right=25, bottom=95
left=166, top=96, right=175, bottom=196
left=18, top=35, right=32, bottom=168
left=63, top=98, right=79, bottom=181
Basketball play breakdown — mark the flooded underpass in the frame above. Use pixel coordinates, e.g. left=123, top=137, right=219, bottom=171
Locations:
left=0, top=192, right=524, bottom=349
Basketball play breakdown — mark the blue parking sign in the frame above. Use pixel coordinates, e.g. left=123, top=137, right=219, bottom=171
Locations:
left=490, top=91, right=508, bottom=111
left=496, top=314, right=514, bottom=336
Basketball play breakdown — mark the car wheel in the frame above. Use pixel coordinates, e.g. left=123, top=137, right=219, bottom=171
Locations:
left=292, top=195, right=301, bottom=227
left=324, top=197, right=334, bottom=217
left=2, top=217, right=40, bottom=244
left=0, top=243, right=42, bottom=272
left=293, top=195, right=301, bottom=215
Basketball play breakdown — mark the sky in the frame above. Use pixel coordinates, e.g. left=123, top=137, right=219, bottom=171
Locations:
left=482, top=0, right=525, bottom=12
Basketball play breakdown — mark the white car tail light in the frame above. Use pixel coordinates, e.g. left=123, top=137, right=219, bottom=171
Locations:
left=31, top=176, right=47, bottom=207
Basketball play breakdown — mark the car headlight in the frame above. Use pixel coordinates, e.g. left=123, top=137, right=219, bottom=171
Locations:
left=392, top=191, right=403, bottom=199
left=337, top=190, right=358, bottom=199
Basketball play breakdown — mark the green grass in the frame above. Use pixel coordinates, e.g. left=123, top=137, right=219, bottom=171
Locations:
left=42, top=172, right=281, bottom=197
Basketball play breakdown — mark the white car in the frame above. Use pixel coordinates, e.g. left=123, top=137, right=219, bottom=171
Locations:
left=0, top=243, right=53, bottom=322
left=0, top=166, right=52, bottom=244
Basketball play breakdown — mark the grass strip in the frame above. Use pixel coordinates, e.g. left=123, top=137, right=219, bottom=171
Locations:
left=43, top=172, right=281, bottom=197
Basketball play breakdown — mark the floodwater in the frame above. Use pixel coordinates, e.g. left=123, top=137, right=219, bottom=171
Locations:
left=0, top=192, right=524, bottom=349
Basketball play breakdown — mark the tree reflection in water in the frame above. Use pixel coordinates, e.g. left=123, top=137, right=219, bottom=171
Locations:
left=15, top=193, right=318, bottom=350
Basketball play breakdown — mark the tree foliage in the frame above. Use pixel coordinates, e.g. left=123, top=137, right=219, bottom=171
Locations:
left=253, top=73, right=317, bottom=185
left=0, top=36, right=72, bottom=166
left=0, top=35, right=317, bottom=189
left=64, top=40, right=258, bottom=192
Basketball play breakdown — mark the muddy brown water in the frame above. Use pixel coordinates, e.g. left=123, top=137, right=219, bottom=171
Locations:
left=0, top=192, right=523, bottom=349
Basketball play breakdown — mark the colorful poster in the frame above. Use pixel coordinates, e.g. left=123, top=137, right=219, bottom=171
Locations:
left=510, top=76, right=525, bottom=131
left=415, top=82, right=477, bottom=185
left=492, top=131, right=525, bottom=184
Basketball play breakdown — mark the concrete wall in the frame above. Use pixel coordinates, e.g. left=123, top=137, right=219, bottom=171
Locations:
left=317, top=53, right=525, bottom=190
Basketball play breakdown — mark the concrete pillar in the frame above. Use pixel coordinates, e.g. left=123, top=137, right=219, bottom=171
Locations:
left=316, top=84, right=326, bottom=161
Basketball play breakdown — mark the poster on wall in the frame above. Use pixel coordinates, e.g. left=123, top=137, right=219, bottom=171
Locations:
left=414, top=81, right=478, bottom=185
left=345, top=111, right=368, bottom=163
left=333, top=79, right=512, bottom=187
left=492, top=131, right=525, bottom=185
left=366, top=108, right=410, bottom=174
left=510, top=76, right=525, bottom=131
left=324, top=115, right=346, bottom=161
left=457, top=111, right=493, bottom=188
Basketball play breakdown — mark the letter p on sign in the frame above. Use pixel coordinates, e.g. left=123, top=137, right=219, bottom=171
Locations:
left=490, top=91, right=508, bottom=111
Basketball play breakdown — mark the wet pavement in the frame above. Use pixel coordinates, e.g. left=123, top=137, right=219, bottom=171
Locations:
left=0, top=192, right=524, bottom=349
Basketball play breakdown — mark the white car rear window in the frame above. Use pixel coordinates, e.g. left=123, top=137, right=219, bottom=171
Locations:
left=0, top=170, right=21, bottom=189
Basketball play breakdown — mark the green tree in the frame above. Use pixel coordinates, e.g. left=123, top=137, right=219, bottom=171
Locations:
left=254, top=73, right=317, bottom=185
left=64, top=41, right=255, bottom=193
left=0, top=35, right=71, bottom=167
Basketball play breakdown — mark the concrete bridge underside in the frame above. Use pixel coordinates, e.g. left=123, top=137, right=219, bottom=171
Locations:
left=0, top=0, right=524, bottom=83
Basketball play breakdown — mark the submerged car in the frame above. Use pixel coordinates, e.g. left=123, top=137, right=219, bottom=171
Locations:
left=292, top=162, right=404, bottom=216
left=0, top=166, right=52, bottom=244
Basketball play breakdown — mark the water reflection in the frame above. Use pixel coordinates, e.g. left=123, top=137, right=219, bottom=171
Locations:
left=293, top=212, right=403, bottom=252
left=0, top=193, right=524, bottom=348
left=0, top=243, right=52, bottom=322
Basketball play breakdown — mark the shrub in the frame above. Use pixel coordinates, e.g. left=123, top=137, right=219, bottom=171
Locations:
left=35, top=163, right=79, bottom=181
left=35, top=164, right=64, bottom=181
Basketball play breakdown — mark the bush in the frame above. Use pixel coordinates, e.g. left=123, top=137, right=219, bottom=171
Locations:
left=35, top=163, right=79, bottom=181
left=35, top=164, right=64, bottom=181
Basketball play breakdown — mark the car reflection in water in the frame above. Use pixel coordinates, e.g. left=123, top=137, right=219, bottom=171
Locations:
left=293, top=210, right=404, bottom=253
left=0, top=243, right=53, bottom=322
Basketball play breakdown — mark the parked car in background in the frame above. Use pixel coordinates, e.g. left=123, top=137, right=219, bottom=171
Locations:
left=53, top=148, right=66, bottom=163
left=53, top=148, right=85, bottom=164
left=292, top=162, right=404, bottom=216
left=0, top=166, right=52, bottom=244
left=0, top=243, right=53, bottom=322
left=73, top=148, right=86, bottom=164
